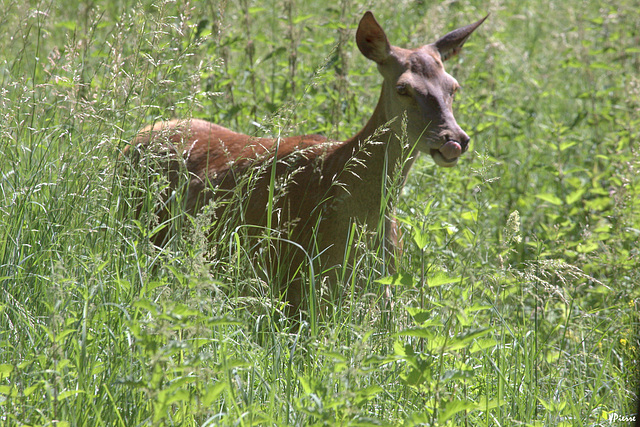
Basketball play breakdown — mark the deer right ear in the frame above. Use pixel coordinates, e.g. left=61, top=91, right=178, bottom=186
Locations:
left=432, top=15, right=488, bottom=61
left=356, top=12, right=391, bottom=64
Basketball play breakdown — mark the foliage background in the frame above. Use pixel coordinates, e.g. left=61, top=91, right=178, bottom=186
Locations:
left=0, top=0, right=638, bottom=425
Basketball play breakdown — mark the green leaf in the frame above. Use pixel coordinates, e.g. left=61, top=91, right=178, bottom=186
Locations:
left=322, top=351, right=347, bottom=362
left=546, top=350, right=561, bottom=363
left=584, top=197, right=611, bottom=211
left=441, top=368, right=474, bottom=382
left=55, top=21, right=77, bottom=30
left=355, top=385, right=383, bottom=405
left=58, top=390, right=85, bottom=401
left=24, top=383, right=41, bottom=397
left=467, top=304, right=492, bottom=313
left=400, top=365, right=432, bottom=387
left=142, top=280, right=167, bottom=295
left=428, top=270, right=460, bottom=287
left=438, top=399, right=478, bottom=424
left=0, top=385, right=16, bottom=397
left=202, top=382, right=226, bottom=407
left=293, top=14, right=314, bottom=24
left=375, top=272, right=414, bottom=287
left=54, top=329, right=77, bottom=344
left=406, top=411, right=433, bottom=425
left=412, top=228, right=429, bottom=250
left=171, top=304, right=201, bottom=317
left=477, top=396, right=506, bottom=410
left=559, top=141, right=577, bottom=151
left=223, top=358, right=251, bottom=370
left=406, top=307, right=440, bottom=324
left=469, top=338, right=498, bottom=353
left=460, top=209, right=478, bottom=222
left=396, top=327, right=433, bottom=339
left=0, top=364, right=13, bottom=380
left=576, top=242, right=598, bottom=253
left=566, top=188, right=585, bottom=205
left=536, top=193, right=563, bottom=205
left=134, top=299, right=157, bottom=313
left=589, top=61, right=616, bottom=70
left=445, top=328, right=492, bottom=351
left=393, top=341, right=415, bottom=358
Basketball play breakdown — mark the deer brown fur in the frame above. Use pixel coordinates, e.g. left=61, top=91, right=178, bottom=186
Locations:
left=127, top=11, right=487, bottom=313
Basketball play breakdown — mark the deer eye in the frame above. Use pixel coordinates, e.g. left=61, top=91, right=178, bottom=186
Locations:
left=396, top=83, right=410, bottom=96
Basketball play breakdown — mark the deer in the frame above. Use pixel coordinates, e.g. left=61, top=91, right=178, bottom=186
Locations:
left=126, top=11, right=487, bottom=315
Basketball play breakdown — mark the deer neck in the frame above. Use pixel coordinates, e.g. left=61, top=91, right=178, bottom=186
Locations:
left=341, top=83, right=418, bottom=190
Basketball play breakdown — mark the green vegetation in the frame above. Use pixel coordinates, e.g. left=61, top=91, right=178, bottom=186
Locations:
left=1, top=0, right=638, bottom=425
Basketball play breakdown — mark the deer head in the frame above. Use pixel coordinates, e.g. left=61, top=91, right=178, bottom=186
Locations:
left=356, top=12, right=487, bottom=167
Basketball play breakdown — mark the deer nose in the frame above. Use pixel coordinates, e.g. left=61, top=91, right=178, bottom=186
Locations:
left=458, top=131, right=470, bottom=153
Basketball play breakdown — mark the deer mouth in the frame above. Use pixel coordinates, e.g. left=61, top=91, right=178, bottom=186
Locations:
left=430, top=140, right=462, bottom=167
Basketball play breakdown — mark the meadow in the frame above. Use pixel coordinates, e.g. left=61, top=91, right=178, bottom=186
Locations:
left=1, top=0, right=638, bottom=425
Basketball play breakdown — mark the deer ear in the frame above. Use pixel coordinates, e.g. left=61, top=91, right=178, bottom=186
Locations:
left=356, top=11, right=391, bottom=63
left=432, top=14, right=488, bottom=61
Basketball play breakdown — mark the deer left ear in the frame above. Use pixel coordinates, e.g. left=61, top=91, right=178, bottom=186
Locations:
left=432, top=14, right=488, bottom=61
left=356, top=11, right=392, bottom=64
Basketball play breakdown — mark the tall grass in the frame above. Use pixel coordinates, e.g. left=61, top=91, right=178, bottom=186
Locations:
left=1, top=0, right=638, bottom=425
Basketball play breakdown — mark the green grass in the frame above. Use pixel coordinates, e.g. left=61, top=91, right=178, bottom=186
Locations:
left=1, top=0, right=639, bottom=425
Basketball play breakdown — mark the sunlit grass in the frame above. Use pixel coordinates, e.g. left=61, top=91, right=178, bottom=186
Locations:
left=0, top=0, right=638, bottom=425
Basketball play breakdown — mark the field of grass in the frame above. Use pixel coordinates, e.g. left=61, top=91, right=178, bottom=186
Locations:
left=1, top=0, right=639, bottom=425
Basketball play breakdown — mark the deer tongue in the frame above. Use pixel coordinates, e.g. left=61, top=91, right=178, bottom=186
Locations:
left=439, top=140, right=462, bottom=161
